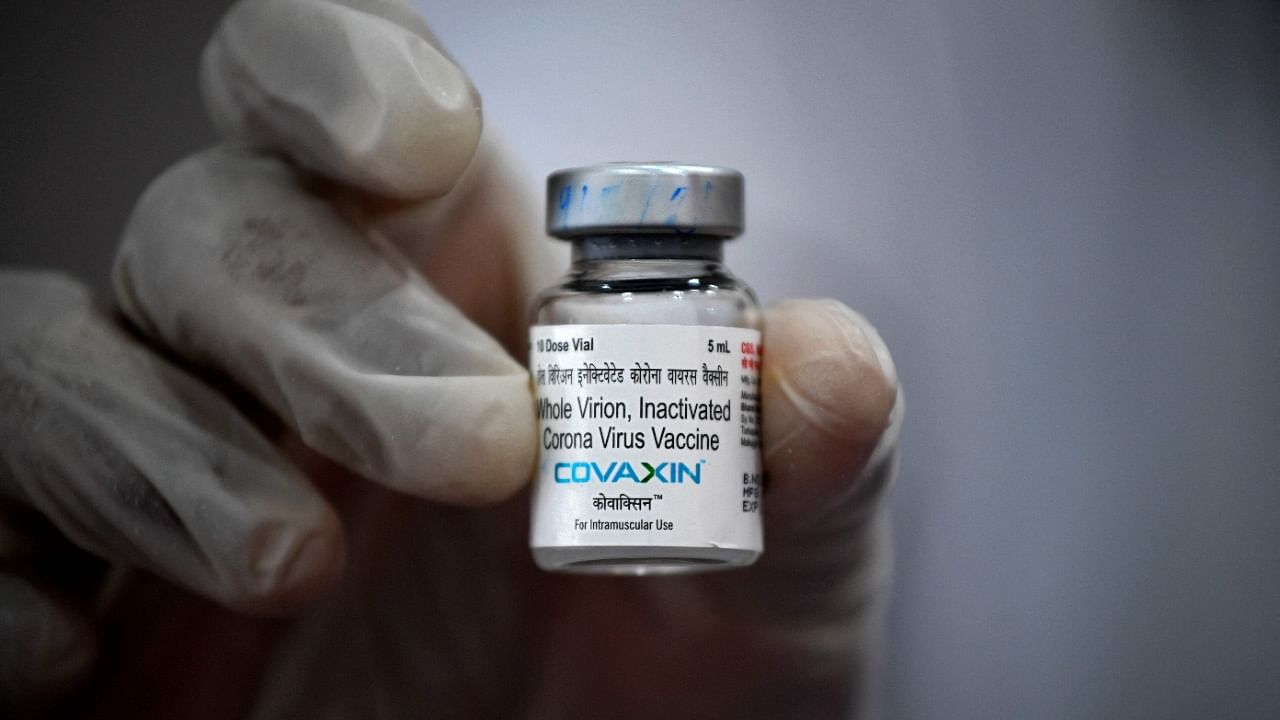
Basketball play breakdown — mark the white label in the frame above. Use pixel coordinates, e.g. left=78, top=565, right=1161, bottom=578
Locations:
left=528, top=324, right=763, bottom=550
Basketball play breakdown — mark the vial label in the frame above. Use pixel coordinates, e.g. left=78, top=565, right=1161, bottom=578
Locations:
left=528, top=324, right=763, bottom=551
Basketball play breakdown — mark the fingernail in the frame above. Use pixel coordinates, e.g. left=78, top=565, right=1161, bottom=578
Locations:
left=823, top=300, right=897, bottom=389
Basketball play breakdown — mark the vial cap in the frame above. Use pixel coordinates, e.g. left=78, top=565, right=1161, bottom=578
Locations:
left=546, top=162, right=744, bottom=239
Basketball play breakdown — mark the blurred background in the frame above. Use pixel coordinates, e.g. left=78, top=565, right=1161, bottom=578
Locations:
left=2, top=1, right=1278, bottom=717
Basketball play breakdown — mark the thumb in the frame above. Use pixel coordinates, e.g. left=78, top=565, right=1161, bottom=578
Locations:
left=759, top=299, right=902, bottom=568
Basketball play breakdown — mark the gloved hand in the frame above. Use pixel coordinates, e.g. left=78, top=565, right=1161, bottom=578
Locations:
left=0, top=0, right=902, bottom=718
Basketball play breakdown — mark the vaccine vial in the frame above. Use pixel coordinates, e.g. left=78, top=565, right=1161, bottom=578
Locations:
left=529, top=162, right=763, bottom=574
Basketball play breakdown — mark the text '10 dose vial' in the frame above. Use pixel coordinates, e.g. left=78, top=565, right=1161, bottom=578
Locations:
left=529, top=162, right=763, bottom=574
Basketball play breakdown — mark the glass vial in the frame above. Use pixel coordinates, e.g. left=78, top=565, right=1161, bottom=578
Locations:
left=529, top=162, right=763, bottom=574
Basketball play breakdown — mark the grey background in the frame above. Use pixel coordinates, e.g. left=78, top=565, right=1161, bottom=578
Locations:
left=2, top=1, right=1278, bottom=718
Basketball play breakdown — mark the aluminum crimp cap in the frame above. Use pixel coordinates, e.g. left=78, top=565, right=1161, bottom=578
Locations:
left=546, top=162, right=744, bottom=239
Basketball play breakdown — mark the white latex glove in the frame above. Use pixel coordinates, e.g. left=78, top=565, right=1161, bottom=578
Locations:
left=0, top=0, right=902, bottom=718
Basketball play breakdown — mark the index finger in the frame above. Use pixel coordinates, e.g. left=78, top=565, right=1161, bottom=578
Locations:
left=201, top=0, right=481, bottom=200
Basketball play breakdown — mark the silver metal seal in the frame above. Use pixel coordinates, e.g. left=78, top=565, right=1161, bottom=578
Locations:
left=546, top=162, right=744, bottom=239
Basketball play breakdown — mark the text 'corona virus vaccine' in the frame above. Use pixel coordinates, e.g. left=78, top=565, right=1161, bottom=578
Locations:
left=529, top=162, right=763, bottom=574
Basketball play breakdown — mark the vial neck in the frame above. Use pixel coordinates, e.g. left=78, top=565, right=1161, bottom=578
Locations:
left=571, top=235, right=725, bottom=264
